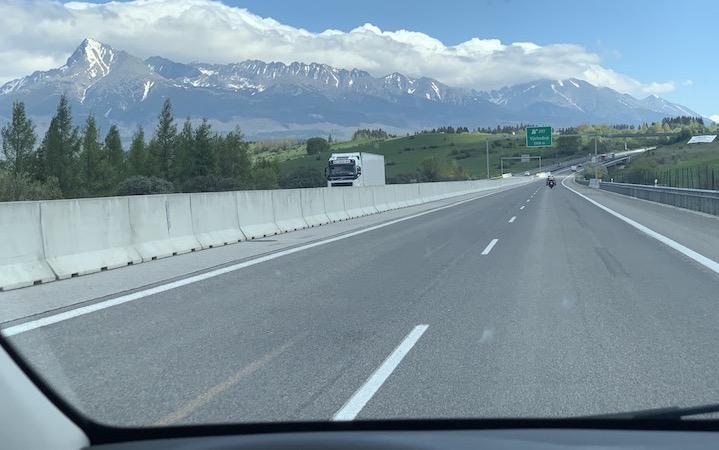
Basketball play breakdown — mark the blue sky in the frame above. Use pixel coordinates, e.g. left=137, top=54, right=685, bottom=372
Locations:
left=225, top=0, right=716, bottom=116
left=26, top=0, right=718, bottom=117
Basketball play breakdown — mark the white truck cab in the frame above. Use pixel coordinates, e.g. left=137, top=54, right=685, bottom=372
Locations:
left=326, top=152, right=385, bottom=187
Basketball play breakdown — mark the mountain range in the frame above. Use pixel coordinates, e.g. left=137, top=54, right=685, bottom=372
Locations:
left=0, top=38, right=702, bottom=139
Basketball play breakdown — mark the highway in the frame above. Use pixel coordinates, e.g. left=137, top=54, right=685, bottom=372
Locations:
left=3, top=177, right=719, bottom=426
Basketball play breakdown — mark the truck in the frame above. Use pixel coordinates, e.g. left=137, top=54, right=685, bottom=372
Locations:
left=570, top=165, right=578, bottom=172
left=325, top=152, right=385, bottom=187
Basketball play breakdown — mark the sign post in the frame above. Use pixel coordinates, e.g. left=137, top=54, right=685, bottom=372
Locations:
left=526, top=126, right=552, bottom=148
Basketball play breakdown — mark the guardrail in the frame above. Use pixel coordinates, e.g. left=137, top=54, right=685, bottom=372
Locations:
left=0, top=178, right=531, bottom=291
left=595, top=181, right=719, bottom=217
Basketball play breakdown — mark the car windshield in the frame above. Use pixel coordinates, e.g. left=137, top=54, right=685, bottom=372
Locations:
left=2, top=0, right=719, bottom=431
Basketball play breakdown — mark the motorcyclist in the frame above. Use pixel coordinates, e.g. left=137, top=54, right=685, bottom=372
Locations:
left=546, top=174, right=556, bottom=188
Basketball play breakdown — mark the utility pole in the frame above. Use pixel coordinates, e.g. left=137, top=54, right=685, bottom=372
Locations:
left=486, top=140, right=490, bottom=179
left=594, top=135, right=598, bottom=156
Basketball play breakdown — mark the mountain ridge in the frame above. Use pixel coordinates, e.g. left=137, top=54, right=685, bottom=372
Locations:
left=0, top=38, right=703, bottom=139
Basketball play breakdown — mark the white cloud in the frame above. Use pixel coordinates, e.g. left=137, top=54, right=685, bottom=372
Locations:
left=0, top=0, right=677, bottom=97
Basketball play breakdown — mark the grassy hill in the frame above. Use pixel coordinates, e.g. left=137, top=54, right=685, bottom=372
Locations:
left=278, top=132, right=592, bottom=184
left=609, top=139, right=719, bottom=189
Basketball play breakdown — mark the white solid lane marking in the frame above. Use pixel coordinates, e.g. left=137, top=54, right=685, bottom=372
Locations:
left=481, top=239, right=499, bottom=255
left=332, top=324, right=428, bottom=421
left=2, top=186, right=523, bottom=337
left=562, top=177, right=719, bottom=276
left=508, top=216, right=516, bottom=223
left=520, top=205, right=525, bottom=210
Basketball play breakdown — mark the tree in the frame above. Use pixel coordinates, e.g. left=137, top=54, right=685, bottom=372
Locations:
left=78, top=114, right=111, bottom=195
left=251, top=158, right=280, bottom=189
left=189, top=118, right=216, bottom=177
left=36, top=95, right=81, bottom=196
left=1, top=101, right=36, bottom=176
left=115, top=175, right=174, bottom=196
left=171, top=118, right=194, bottom=183
left=104, top=124, right=124, bottom=181
left=216, top=127, right=251, bottom=185
left=417, top=157, right=443, bottom=182
left=127, top=126, right=147, bottom=176
left=306, top=137, right=329, bottom=155
left=556, top=135, right=581, bottom=157
left=148, top=98, right=177, bottom=179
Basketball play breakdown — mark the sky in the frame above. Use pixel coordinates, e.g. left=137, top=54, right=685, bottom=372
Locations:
left=2, top=0, right=717, bottom=119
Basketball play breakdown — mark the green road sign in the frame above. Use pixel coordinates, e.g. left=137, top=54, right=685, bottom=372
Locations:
left=526, top=126, right=552, bottom=147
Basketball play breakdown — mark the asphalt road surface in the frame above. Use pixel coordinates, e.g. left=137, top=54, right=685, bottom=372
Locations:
left=5, top=177, right=719, bottom=426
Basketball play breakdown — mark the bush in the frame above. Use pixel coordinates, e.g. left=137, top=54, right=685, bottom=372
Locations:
left=387, top=173, right=417, bottom=184
left=181, top=175, right=237, bottom=193
left=280, top=167, right=326, bottom=189
left=306, top=137, right=330, bottom=155
left=0, top=171, right=62, bottom=201
left=115, top=176, right=175, bottom=196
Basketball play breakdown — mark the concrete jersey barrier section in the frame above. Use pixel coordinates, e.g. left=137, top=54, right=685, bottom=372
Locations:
left=299, top=188, right=331, bottom=227
left=0, top=177, right=533, bottom=291
left=191, top=192, right=245, bottom=248
left=343, top=188, right=365, bottom=218
left=323, top=188, right=349, bottom=222
left=0, top=202, right=56, bottom=290
left=41, top=197, right=142, bottom=279
left=165, top=194, right=202, bottom=254
left=128, top=194, right=175, bottom=261
left=273, top=190, right=308, bottom=232
left=236, top=190, right=281, bottom=239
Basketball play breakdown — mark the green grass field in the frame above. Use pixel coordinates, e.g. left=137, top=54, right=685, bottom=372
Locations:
left=278, top=132, right=592, bottom=182
left=609, top=139, right=719, bottom=189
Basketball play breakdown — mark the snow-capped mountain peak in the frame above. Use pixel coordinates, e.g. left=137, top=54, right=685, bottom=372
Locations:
left=65, top=38, right=116, bottom=78
left=0, top=38, right=704, bottom=139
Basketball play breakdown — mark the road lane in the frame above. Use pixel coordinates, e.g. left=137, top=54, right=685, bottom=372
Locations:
left=6, top=177, right=719, bottom=426
left=360, top=178, right=719, bottom=419
left=7, top=182, right=537, bottom=425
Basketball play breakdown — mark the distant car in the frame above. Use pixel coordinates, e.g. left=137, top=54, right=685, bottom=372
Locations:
left=523, top=171, right=530, bottom=176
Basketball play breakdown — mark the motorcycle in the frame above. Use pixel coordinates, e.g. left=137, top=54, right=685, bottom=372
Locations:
left=547, top=179, right=555, bottom=188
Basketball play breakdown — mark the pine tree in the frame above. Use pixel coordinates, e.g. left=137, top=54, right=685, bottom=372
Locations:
left=217, top=126, right=251, bottom=184
left=1, top=101, right=36, bottom=176
left=37, top=95, right=81, bottom=196
left=127, top=126, right=147, bottom=177
left=173, top=118, right=194, bottom=182
left=149, top=98, right=177, bottom=179
left=104, top=124, right=124, bottom=182
left=78, top=114, right=111, bottom=195
left=189, top=119, right=215, bottom=177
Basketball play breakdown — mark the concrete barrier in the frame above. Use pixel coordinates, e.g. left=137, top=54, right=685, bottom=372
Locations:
left=166, top=194, right=202, bottom=254
left=299, top=188, right=330, bottom=227
left=396, top=184, right=422, bottom=207
left=359, top=187, right=378, bottom=215
left=41, top=197, right=142, bottom=278
left=384, top=185, right=405, bottom=209
left=371, top=186, right=393, bottom=212
left=236, top=190, right=281, bottom=239
left=128, top=195, right=175, bottom=261
left=323, top=188, right=349, bottom=222
left=190, top=192, right=245, bottom=248
left=343, top=188, right=365, bottom=218
left=0, top=202, right=56, bottom=290
left=419, top=182, right=443, bottom=202
left=273, top=190, right=308, bottom=232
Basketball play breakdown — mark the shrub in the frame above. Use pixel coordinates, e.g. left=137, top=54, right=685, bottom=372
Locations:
left=115, top=176, right=175, bottom=196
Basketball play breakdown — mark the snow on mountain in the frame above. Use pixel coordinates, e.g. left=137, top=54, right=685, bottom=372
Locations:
left=0, top=39, right=703, bottom=139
